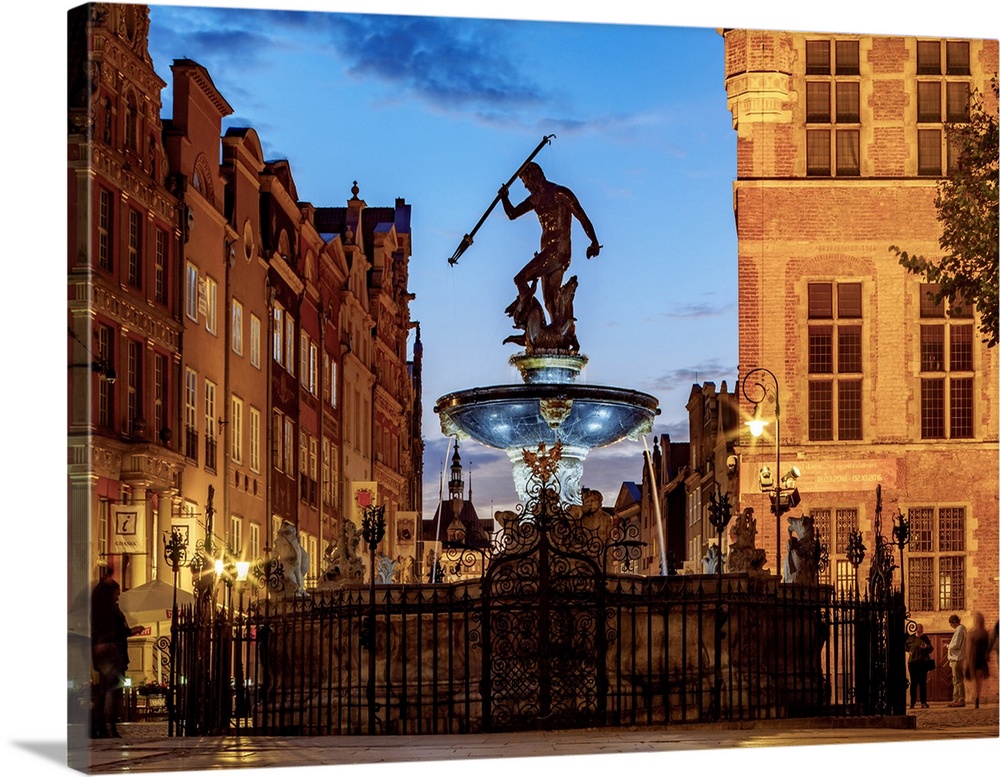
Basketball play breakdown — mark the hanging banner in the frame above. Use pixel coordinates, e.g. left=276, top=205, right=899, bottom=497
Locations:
left=395, top=511, right=417, bottom=548
left=111, top=504, right=146, bottom=554
left=350, top=481, right=379, bottom=526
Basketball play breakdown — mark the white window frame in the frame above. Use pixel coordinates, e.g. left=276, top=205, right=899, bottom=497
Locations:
left=205, top=276, right=218, bottom=335
left=273, top=304, right=284, bottom=364
left=232, top=299, right=244, bottom=355
left=249, top=406, right=260, bottom=473
left=285, top=313, right=295, bottom=375
left=250, top=314, right=261, bottom=369
left=205, top=380, right=216, bottom=443
left=185, top=263, right=199, bottom=321
left=250, top=523, right=260, bottom=561
left=185, top=368, right=197, bottom=431
left=230, top=515, right=243, bottom=555
left=231, top=395, right=244, bottom=464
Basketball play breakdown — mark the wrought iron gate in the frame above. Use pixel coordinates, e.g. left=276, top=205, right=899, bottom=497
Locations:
left=481, top=484, right=607, bottom=730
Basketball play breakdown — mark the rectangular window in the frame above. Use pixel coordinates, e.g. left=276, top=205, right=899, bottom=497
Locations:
left=185, top=263, right=199, bottom=320
left=808, top=326, right=833, bottom=373
left=808, top=283, right=834, bottom=318
left=806, top=130, right=831, bottom=176
left=205, top=380, right=217, bottom=470
left=98, top=190, right=113, bottom=272
left=230, top=515, right=243, bottom=555
left=154, top=229, right=167, bottom=304
left=837, top=380, right=862, bottom=440
left=273, top=411, right=283, bottom=471
left=283, top=417, right=295, bottom=474
left=835, top=130, right=860, bottom=176
left=285, top=314, right=296, bottom=375
left=330, top=359, right=338, bottom=407
left=805, top=40, right=830, bottom=74
left=838, top=326, right=862, bottom=372
left=909, top=557, right=936, bottom=612
left=916, top=40, right=941, bottom=75
left=205, top=277, right=218, bottom=335
left=918, top=129, right=942, bottom=175
left=835, top=82, right=860, bottom=122
left=250, top=523, right=261, bottom=561
left=127, top=209, right=142, bottom=288
left=950, top=378, right=973, bottom=438
left=250, top=314, right=261, bottom=369
left=309, top=342, right=318, bottom=396
left=920, top=378, right=945, bottom=438
left=921, top=325, right=945, bottom=371
left=273, top=304, right=284, bottom=364
left=807, top=282, right=863, bottom=440
left=231, top=395, right=243, bottom=464
left=153, top=353, right=166, bottom=438
left=97, top=324, right=113, bottom=427
left=185, top=368, right=198, bottom=459
left=834, top=509, right=858, bottom=554
left=919, top=287, right=975, bottom=439
left=947, top=82, right=970, bottom=122
left=835, top=40, right=860, bottom=75
left=809, top=381, right=834, bottom=441
left=300, top=332, right=309, bottom=385
left=945, top=41, right=970, bottom=75
left=939, top=556, right=965, bottom=610
left=322, top=439, right=332, bottom=505
left=126, top=339, right=142, bottom=434
left=907, top=506, right=966, bottom=612
left=232, top=300, right=244, bottom=356
left=917, top=82, right=942, bottom=122
left=838, top=283, right=862, bottom=318
left=250, top=406, right=261, bottom=473
left=806, top=82, right=831, bottom=123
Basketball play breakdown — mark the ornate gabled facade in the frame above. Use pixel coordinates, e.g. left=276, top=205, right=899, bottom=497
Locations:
left=684, top=381, right=740, bottom=567
left=68, top=4, right=422, bottom=698
left=723, top=29, right=998, bottom=682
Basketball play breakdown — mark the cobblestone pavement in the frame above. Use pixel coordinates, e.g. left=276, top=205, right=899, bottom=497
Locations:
left=72, top=701, right=997, bottom=774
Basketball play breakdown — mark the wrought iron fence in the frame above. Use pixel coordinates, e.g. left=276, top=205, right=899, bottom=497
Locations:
left=171, top=462, right=906, bottom=736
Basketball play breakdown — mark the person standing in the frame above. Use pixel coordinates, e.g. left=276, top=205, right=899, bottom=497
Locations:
left=906, top=623, right=933, bottom=709
left=91, top=579, right=143, bottom=737
left=968, top=611, right=991, bottom=709
left=946, top=613, right=968, bottom=707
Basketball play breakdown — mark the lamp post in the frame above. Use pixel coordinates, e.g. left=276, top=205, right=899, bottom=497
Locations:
left=233, top=560, right=250, bottom=724
left=361, top=503, right=386, bottom=735
left=162, top=529, right=188, bottom=737
left=741, top=367, right=800, bottom=581
left=707, top=484, right=733, bottom=721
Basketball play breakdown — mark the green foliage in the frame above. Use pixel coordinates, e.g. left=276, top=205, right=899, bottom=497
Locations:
left=892, top=77, right=999, bottom=347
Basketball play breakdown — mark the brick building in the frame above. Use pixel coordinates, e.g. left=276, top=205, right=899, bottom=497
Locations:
left=723, top=28, right=998, bottom=688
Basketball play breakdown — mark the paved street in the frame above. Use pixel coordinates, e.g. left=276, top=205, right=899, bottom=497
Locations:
left=73, top=702, right=997, bottom=774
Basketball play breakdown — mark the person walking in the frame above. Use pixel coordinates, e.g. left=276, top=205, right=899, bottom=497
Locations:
left=968, top=611, right=991, bottom=709
left=906, top=623, right=934, bottom=709
left=947, top=613, right=968, bottom=707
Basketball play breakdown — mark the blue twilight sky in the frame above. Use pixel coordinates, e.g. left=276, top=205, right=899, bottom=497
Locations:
left=144, top=1, right=741, bottom=518
left=2, top=3, right=994, bottom=777
left=135, top=0, right=997, bottom=522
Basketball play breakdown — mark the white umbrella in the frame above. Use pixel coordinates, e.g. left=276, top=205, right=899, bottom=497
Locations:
left=118, top=579, right=196, bottom=625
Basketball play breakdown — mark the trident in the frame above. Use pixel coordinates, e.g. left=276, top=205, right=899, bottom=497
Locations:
left=447, top=134, right=556, bottom=265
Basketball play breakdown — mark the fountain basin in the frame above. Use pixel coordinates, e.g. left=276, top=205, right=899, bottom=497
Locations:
left=434, top=383, right=659, bottom=452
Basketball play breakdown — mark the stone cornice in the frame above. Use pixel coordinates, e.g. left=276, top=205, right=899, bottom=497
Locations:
left=71, top=278, right=182, bottom=352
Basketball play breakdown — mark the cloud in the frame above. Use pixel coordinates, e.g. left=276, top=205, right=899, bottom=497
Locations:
left=320, top=14, right=548, bottom=110
left=644, top=359, right=737, bottom=394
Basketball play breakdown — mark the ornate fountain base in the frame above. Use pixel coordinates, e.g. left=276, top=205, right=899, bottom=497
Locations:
left=434, top=352, right=659, bottom=506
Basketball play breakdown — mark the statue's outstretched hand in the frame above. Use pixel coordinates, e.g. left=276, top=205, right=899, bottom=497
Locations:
left=586, top=241, right=602, bottom=259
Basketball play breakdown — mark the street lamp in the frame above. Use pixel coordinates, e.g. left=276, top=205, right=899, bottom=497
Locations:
left=162, top=529, right=188, bottom=737
left=361, top=503, right=386, bottom=735
left=741, top=367, right=800, bottom=580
